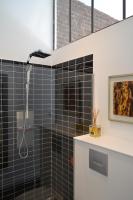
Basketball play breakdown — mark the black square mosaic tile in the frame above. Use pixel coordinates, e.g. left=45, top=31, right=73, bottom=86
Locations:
left=0, top=54, right=93, bottom=200
left=0, top=60, right=53, bottom=200
left=52, top=54, right=93, bottom=199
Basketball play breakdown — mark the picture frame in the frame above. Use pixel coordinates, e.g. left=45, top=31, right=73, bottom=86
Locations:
left=108, top=74, right=133, bottom=123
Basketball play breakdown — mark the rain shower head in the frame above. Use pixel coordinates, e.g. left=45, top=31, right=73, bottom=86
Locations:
left=27, top=50, right=50, bottom=64
left=29, top=50, right=50, bottom=59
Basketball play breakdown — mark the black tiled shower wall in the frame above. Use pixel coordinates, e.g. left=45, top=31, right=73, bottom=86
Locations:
left=0, top=54, right=93, bottom=200
left=52, top=55, right=93, bottom=199
left=0, top=60, right=53, bottom=200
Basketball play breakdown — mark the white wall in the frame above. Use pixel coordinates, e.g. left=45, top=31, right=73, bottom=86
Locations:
left=0, top=0, right=53, bottom=62
left=45, top=17, right=133, bottom=141
left=74, top=139, right=133, bottom=200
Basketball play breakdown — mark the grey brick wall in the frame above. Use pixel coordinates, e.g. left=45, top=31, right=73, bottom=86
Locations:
left=57, top=0, right=117, bottom=48
left=94, top=8, right=117, bottom=32
left=57, top=0, right=70, bottom=48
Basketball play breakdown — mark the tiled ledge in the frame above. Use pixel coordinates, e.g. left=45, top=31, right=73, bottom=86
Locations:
left=74, top=134, right=133, bottom=158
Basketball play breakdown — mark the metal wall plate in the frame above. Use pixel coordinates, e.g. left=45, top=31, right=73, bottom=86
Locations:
left=16, top=111, right=34, bottom=147
left=89, top=149, right=108, bottom=176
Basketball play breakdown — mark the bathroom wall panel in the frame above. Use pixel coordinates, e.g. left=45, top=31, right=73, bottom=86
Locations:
left=52, top=54, right=93, bottom=199
left=0, top=54, right=93, bottom=200
left=0, top=59, right=53, bottom=200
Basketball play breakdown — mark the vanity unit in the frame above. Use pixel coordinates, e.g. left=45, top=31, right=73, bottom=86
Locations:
left=74, top=134, right=133, bottom=200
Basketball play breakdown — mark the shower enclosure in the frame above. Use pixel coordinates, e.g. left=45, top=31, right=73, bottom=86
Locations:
left=0, top=54, right=93, bottom=200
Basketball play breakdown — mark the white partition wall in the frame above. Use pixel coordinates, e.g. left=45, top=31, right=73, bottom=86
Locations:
left=74, top=137, right=133, bottom=200
left=44, top=16, right=133, bottom=141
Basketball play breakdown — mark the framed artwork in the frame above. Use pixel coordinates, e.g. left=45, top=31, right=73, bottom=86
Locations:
left=108, top=74, right=133, bottom=123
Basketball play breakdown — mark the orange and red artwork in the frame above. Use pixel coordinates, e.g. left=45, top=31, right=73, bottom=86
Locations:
left=113, top=81, right=133, bottom=117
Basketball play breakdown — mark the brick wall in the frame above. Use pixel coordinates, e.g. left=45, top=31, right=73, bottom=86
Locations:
left=57, top=0, right=117, bottom=48
left=57, top=0, right=70, bottom=48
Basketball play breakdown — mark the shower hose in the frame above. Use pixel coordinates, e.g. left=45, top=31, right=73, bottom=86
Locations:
left=19, top=114, right=28, bottom=159
left=18, top=64, right=32, bottom=159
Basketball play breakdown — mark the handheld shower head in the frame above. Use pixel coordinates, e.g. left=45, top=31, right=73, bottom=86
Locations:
left=26, top=64, right=32, bottom=81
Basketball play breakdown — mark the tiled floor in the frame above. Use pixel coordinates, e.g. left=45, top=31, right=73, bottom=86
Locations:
left=16, top=187, right=63, bottom=200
